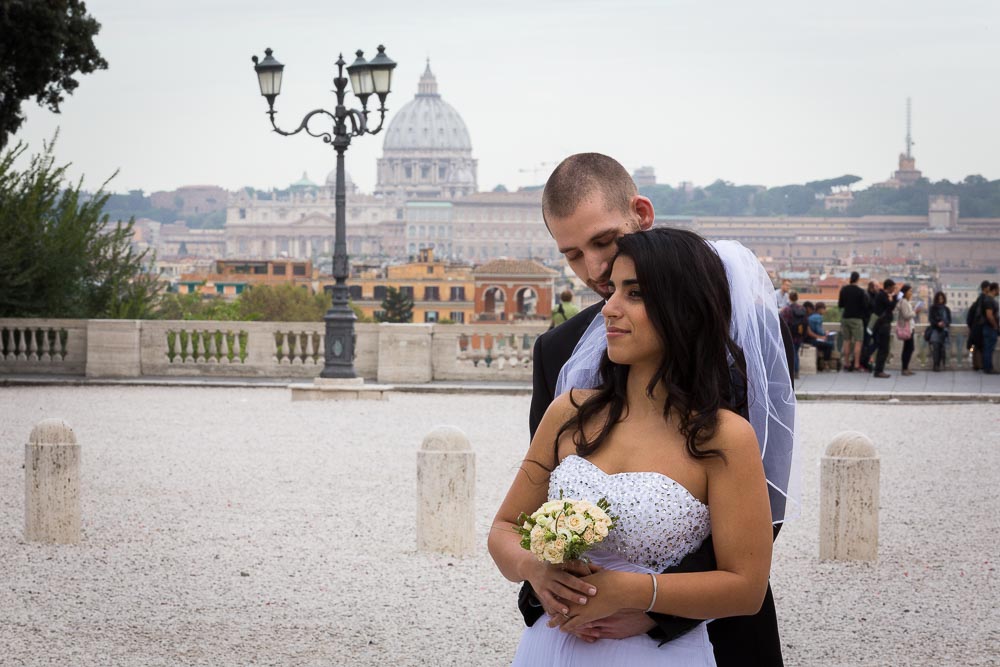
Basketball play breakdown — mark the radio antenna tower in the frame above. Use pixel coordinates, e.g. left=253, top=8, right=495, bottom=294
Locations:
left=905, top=97, right=914, bottom=158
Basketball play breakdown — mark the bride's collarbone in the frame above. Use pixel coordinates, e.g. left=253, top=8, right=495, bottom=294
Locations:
left=563, top=421, right=708, bottom=499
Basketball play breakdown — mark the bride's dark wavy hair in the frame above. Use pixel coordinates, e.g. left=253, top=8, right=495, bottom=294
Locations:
left=556, top=227, right=748, bottom=462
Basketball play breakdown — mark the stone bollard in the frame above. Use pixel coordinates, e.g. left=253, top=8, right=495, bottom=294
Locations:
left=416, top=426, right=475, bottom=556
left=25, top=418, right=81, bottom=544
left=799, top=345, right=818, bottom=376
left=820, top=431, right=879, bottom=561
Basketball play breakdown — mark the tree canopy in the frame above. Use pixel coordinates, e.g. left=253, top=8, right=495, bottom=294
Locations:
left=640, top=174, right=1000, bottom=218
left=0, top=1, right=108, bottom=148
left=0, top=138, right=160, bottom=318
left=154, top=284, right=331, bottom=322
left=379, top=286, right=413, bottom=323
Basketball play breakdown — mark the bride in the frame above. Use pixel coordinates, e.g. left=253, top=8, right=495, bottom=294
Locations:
left=489, top=228, right=774, bottom=665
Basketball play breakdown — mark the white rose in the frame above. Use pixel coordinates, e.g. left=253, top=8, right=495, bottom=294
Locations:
left=543, top=542, right=564, bottom=564
left=565, top=514, right=587, bottom=534
left=540, top=500, right=564, bottom=515
left=594, top=521, right=609, bottom=538
left=588, top=507, right=609, bottom=523
left=582, top=527, right=596, bottom=543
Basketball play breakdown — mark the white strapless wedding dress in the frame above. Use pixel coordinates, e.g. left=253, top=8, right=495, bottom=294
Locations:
left=511, top=455, right=716, bottom=666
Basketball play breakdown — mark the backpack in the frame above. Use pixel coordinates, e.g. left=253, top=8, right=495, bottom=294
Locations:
left=967, top=294, right=984, bottom=329
left=782, top=303, right=808, bottom=341
left=548, top=303, right=566, bottom=330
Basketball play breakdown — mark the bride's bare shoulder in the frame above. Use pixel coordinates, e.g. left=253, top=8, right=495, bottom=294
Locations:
left=536, top=389, right=600, bottom=436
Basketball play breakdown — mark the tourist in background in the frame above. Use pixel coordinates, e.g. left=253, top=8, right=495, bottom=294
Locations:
left=927, top=291, right=951, bottom=372
left=860, top=280, right=880, bottom=371
left=837, top=271, right=868, bottom=371
left=871, top=279, right=898, bottom=378
left=803, top=302, right=835, bottom=370
left=981, top=282, right=999, bottom=375
left=780, top=292, right=808, bottom=379
left=966, top=280, right=991, bottom=370
left=896, top=284, right=916, bottom=376
left=550, top=289, right=580, bottom=329
left=774, top=279, right=792, bottom=309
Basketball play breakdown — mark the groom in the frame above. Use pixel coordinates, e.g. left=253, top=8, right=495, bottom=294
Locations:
left=520, top=153, right=791, bottom=666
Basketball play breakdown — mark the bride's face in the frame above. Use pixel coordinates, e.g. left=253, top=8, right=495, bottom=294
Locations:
left=601, top=255, right=661, bottom=366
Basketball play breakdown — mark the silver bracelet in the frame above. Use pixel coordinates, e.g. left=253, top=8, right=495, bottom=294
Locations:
left=645, top=573, right=658, bottom=613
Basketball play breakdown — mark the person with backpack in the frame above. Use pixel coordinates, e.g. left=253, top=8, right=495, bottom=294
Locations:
left=549, top=289, right=580, bottom=329
left=981, top=282, right=1000, bottom=375
left=927, top=291, right=952, bottom=372
left=871, top=279, right=899, bottom=378
left=967, top=280, right=990, bottom=370
left=780, top=291, right=808, bottom=379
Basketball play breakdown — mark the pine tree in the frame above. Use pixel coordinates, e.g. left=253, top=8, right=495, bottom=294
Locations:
left=0, top=138, right=161, bottom=318
left=380, top=286, right=413, bottom=323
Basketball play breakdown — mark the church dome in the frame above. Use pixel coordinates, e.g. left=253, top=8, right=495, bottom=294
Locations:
left=324, top=168, right=356, bottom=192
left=382, top=61, right=472, bottom=152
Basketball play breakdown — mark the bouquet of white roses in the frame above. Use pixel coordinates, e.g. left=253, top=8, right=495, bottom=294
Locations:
left=515, top=495, right=616, bottom=565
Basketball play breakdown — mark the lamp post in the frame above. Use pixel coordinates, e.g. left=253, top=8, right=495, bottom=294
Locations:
left=251, top=46, right=396, bottom=379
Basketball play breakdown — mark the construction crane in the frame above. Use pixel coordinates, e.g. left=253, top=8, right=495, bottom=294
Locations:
left=905, top=97, right=915, bottom=158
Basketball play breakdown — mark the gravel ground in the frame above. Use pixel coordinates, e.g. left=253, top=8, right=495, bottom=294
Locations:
left=0, top=386, right=998, bottom=666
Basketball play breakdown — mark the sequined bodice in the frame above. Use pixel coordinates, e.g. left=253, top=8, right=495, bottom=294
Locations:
left=549, top=455, right=711, bottom=572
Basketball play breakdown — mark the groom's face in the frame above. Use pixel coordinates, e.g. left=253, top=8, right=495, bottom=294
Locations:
left=547, top=192, right=648, bottom=300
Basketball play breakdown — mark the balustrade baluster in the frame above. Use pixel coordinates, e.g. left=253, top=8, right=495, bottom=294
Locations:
left=15, top=328, right=28, bottom=361
left=304, top=331, right=316, bottom=364
left=290, top=331, right=302, bottom=365
left=205, top=330, right=217, bottom=363
left=275, top=331, right=287, bottom=364
left=57, top=328, right=68, bottom=361
left=40, top=328, right=53, bottom=362
left=237, top=331, right=249, bottom=363
left=179, top=329, right=192, bottom=363
left=224, top=331, right=236, bottom=363
left=1, top=327, right=10, bottom=361
left=31, top=329, right=44, bottom=362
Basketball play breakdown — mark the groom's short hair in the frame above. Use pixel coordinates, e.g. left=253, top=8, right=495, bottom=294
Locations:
left=542, top=153, right=637, bottom=228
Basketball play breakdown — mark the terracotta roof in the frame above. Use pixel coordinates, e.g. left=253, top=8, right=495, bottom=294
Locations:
left=473, top=258, right=556, bottom=276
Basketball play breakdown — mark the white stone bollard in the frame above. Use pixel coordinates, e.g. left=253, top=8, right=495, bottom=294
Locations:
left=416, top=426, right=475, bottom=556
left=25, top=418, right=81, bottom=544
left=820, top=431, right=879, bottom=561
left=799, top=345, right=818, bottom=375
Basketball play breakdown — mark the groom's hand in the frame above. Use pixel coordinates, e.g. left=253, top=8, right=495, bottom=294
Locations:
left=570, top=610, right=657, bottom=642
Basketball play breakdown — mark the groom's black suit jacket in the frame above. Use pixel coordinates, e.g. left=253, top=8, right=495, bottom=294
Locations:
left=520, top=301, right=791, bottom=667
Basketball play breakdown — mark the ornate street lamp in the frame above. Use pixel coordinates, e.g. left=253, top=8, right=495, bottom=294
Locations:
left=251, top=46, right=396, bottom=379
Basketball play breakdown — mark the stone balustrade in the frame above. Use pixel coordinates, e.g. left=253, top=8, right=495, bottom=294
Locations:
left=0, top=319, right=87, bottom=375
left=2, top=317, right=994, bottom=381
left=0, top=318, right=545, bottom=382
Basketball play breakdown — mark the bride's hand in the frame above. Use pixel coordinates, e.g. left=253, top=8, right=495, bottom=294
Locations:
left=555, top=569, right=639, bottom=634
left=525, top=559, right=601, bottom=618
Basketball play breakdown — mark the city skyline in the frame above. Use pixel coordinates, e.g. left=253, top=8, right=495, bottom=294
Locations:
left=10, top=0, right=1000, bottom=195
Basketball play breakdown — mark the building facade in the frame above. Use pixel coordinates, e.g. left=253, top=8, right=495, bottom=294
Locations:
left=343, top=248, right=475, bottom=323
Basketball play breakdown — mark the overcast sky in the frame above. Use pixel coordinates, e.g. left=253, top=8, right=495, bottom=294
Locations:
left=12, top=0, right=1000, bottom=195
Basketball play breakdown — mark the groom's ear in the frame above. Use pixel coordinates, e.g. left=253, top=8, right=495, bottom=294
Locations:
left=632, top=195, right=655, bottom=230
